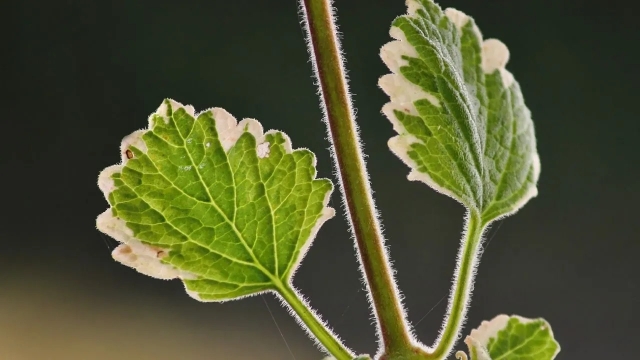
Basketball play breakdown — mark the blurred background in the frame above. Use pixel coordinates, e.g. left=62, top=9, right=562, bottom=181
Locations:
left=6, top=0, right=639, bottom=359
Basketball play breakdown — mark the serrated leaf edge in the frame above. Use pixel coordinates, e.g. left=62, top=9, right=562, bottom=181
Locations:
left=96, top=99, right=335, bottom=302
left=378, top=1, right=518, bottom=209
left=465, top=314, right=560, bottom=360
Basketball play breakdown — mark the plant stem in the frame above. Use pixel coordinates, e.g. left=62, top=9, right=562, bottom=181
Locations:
left=300, top=0, right=414, bottom=356
left=278, top=282, right=354, bottom=360
left=427, top=211, right=485, bottom=359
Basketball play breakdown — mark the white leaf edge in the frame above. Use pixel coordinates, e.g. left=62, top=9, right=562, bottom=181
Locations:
left=459, top=314, right=560, bottom=360
left=378, top=2, right=515, bottom=202
left=96, top=99, right=335, bottom=301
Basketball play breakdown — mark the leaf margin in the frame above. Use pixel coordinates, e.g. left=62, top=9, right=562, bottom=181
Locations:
left=96, top=99, right=336, bottom=302
left=378, top=0, right=541, bottom=223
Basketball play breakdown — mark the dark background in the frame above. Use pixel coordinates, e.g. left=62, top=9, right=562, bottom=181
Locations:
left=5, top=0, right=638, bottom=359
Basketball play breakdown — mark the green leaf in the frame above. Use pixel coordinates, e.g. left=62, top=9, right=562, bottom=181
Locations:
left=379, top=0, right=540, bottom=224
left=462, top=315, right=560, bottom=360
left=97, top=99, right=334, bottom=301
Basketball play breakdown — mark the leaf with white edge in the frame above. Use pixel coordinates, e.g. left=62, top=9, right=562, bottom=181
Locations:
left=379, top=0, right=540, bottom=223
left=97, top=99, right=334, bottom=301
left=461, top=315, right=560, bottom=360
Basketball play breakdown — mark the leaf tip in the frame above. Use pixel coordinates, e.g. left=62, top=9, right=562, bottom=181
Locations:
left=150, top=98, right=197, bottom=128
left=444, top=8, right=470, bottom=29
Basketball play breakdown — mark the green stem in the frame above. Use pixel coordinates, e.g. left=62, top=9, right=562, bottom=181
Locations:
left=300, top=0, right=414, bottom=356
left=427, top=212, right=485, bottom=359
left=277, top=282, right=353, bottom=360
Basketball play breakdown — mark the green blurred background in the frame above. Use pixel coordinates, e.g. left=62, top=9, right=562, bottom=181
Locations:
left=6, top=0, right=638, bottom=359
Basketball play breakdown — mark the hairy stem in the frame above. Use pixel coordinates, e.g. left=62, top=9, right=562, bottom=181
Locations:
left=278, top=282, right=354, bottom=359
left=300, top=0, right=414, bottom=356
left=428, top=212, right=485, bottom=359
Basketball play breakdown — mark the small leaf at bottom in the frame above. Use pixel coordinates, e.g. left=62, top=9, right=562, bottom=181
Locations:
left=464, top=314, right=560, bottom=360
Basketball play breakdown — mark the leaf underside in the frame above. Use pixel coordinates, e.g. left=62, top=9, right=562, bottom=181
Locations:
left=97, top=99, right=334, bottom=301
left=380, top=0, right=540, bottom=224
